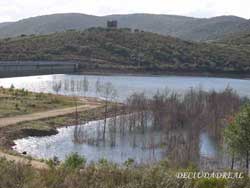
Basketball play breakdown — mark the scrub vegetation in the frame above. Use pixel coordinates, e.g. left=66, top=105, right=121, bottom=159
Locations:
left=0, top=155, right=250, bottom=188
left=0, top=86, right=84, bottom=118
left=1, top=28, right=250, bottom=74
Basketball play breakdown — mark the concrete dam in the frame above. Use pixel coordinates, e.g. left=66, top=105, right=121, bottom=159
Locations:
left=0, top=61, right=79, bottom=78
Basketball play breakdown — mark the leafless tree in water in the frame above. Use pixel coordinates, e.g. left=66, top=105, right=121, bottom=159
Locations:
left=95, top=78, right=101, bottom=96
left=70, top=84, right=243, bottom=168
left=99, top=82, right=117, bottom=140
left=64, top=80, right=69, bottom=92
left=52, top=80, right=62, bottom=94
left=82, top=77, right=89, bottom=97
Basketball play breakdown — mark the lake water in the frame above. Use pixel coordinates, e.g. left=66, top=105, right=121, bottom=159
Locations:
left=13, top=115, right=220, bottom=165
left=0, top=74, right=250, bottom=102
left=1, top=74, right=249, bottom=165
left=13, top=116, right=164, bottom=164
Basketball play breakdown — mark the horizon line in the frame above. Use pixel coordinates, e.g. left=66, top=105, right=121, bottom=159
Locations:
left=0, top=12, right=249, bottom=24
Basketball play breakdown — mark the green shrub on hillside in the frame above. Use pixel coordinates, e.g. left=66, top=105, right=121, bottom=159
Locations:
left=0, top=157, right=250, bottom=188
left=63, top=153, right=86, bottom=169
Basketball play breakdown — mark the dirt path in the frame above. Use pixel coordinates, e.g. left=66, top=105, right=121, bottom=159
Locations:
left=0, top=151, right=48, bottom=169
left=0, top=101, right=103, bottom=128
left=0, top=98, right=103, bottom=169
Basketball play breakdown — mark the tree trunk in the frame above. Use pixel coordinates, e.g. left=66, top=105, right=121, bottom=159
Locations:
left=246, top=151, right=249, bottom=173
left=114, top=103, right=117, bottom=127
left=75, top=98, right=78, bottom=125
left=231, top=152, right=235, bottom=170
left=103, top=100, right=108, bottom=140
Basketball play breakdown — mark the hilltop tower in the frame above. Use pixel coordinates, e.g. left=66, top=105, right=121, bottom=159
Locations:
left=107, top=20, right=118, bottom=29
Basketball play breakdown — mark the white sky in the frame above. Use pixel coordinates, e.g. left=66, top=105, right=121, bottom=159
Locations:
left=0, top=0, right=249, bottom=23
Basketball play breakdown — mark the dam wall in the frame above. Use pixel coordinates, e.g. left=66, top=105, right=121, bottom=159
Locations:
left=0, top=61, right=79, bottom=78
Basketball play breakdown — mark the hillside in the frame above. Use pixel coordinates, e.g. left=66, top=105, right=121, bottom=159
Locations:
left=219, top=32, right=250, bottom=45
left=0, top=28, right=249, bottom=74
left=0, top=22, right=12, bottom=29
left=0, top=13, right=250, bottom=41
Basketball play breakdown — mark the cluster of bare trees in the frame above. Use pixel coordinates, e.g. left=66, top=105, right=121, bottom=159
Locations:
left=51, top=77, right=90, bottom=144
left=91, top=87, right=242, bottom=166
left=52, top=77, right=89, bottom=96
left=52, top=77, right=120, bottom=145
left=148, top=87, right=241, bottom=167
left=55, top=77, right=243, bottom=167
left=64, top=78, right=119, bottom=144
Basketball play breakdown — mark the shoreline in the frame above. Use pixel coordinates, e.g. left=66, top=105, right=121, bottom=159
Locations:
left=77, top=70, right=250, bottom=79
left=0, top=103, right=124, bottom=156
left=0, top=65, right=250, bottom=79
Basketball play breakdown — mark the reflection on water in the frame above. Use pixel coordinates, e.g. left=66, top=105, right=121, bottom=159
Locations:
left=200, top=133, right=219, bottom=157
left=13, top=115, right=219, bottom=165
left=13, top=117, right=163, bottom=164
left=0, top=74, right=250, bottom=102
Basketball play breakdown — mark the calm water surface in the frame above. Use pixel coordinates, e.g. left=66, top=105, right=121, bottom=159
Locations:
left=13, top=116, right=219, bottom=164
left=0, top=74, right=249, bottom=101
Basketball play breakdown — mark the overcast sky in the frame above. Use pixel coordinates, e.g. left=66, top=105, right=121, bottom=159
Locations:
left=0, top=0, right=249, bottom=23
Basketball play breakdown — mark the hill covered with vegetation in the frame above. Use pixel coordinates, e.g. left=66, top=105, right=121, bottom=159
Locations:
left=220, top=32, right=250, bottom=45
left=0, top=13, right=250, bottom=41
left=0, top=28, right=250, bottom=74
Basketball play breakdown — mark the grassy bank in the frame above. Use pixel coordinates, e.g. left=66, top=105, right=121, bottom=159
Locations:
left=0, top=102, right=122, bottom=151
left=0, top=87, right=84, bottom=118
left=0, top=156, right=249, bottom=188
left=0, top=87, right=121, bottom=153
left=0, top=87, right=122, bottom=154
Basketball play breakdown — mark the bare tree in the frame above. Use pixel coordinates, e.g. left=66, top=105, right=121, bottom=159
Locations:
left=64, top=80, right=69, bottom=92
left=95, top=78, right=101, bottom=96
left=82, top=77, right=89, bottom=97
left=99, top=82, right=116, bottom=140
left=52, top=81, right=62, bottom=94
left=70, top=79, right=75, bottom=93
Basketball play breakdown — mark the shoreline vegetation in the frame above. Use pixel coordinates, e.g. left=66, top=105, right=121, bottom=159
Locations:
left=77, top=70, right=250, bottom=79
left=0, top=86, right=87, bottom=118
left=1, top=79, right=250, bottom=187
left=0, top=86, right=122, bottom=150
left=2, top=156, right=250, bottom=188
